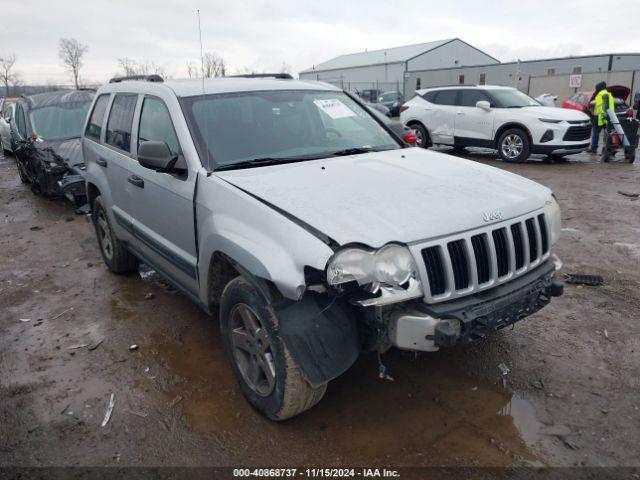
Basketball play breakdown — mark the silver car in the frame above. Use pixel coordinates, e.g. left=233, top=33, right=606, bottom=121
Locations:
left=0, top=101, right=14, bottom=153
left=84, top=75, right=563, bottom=420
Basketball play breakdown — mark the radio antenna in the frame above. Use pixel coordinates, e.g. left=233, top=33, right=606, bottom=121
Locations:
left=196, top=9, right=212, bottom=172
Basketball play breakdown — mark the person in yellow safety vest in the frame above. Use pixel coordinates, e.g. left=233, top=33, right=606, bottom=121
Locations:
left=587, top=81, right=614, bottom=153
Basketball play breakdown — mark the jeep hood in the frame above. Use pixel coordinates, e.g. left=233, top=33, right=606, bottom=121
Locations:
left=216, top=148, right=552, bottom=247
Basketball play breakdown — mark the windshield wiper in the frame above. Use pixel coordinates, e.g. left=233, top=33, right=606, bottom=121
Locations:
left=329, top=147, right=376, bottom=156
left=215, top=155, right=322, bottom=171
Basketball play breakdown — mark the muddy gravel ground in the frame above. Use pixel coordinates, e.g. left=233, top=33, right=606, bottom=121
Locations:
left=1, top=147, right=639, bottom=470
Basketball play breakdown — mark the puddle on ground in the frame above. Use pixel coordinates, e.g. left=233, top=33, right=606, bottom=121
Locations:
left=147, top=326, right=545, bottom=466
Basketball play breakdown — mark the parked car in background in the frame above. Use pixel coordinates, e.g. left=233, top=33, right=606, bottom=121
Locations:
left=84, top=75, right=563, bottom=420
left=365, top=104, right=416, bottom=145
left=357, top=88, right=382, bottom=103
left=401, top=85, right=591, bottom=162
left=562, top=86, right=632, bottom=118
left=10, top=90, right=94, bottom=206
left=378, top=91, right=403, bottom=116
left=364, top=100, right=391, bottom=117
left=0, top=102, right=15, bottom=153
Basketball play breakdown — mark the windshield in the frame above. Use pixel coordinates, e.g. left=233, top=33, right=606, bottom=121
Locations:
left=490, top=89, right=540, bottom=108
left=379, top=92, right=399, bottom=102
left=29, top=101, right=92, bottom=140
left=182, top=90, right=400, bottom=169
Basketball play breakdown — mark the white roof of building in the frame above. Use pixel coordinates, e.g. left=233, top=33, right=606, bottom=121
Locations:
left=301, top=39, right=456, bottom=73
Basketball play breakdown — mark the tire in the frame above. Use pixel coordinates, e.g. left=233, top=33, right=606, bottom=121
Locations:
left=15, top=159, right=29, bottom=184
left=497, top=128, right=530, bottom=163
left=411, top=123, right=432, bottom=148
left=220, top=276, right=327, bottom=420
left=92, top=195, right=138, bottom=274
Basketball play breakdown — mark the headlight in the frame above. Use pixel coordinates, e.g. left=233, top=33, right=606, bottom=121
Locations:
left=544, top=195, right=561, bottom=245
left=539, top=118, right=561, bottom=124
left=326, top=243, right=418, bottom=287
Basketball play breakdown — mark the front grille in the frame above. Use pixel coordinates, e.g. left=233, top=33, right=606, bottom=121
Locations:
left=419, top=213, right=550, bottom=301
left=538, top=214, right=549, bottom=254
left=492, top=228, right=510, bottom=277
left=421, top=246, right=446, bottom=296
left=525, top=218, right=538, bottom=262
left=511, top=223, right=525, bottom=270
left=447, top=240, right=470, bottom=290
left=471, top=234, right=491, bottom=284
left=563, top=125, right=591, bottom=141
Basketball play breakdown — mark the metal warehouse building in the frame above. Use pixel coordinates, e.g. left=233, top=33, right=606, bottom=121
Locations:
left=300, top=39, right=640, bottom=103
left=298, top=38, right=499, bottom=96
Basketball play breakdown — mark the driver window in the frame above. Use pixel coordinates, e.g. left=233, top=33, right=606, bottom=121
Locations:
left=137, top=97, right=181, bottom=157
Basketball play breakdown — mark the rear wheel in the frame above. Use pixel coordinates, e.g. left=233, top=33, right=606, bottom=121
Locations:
left=220, top=276, right=327, bottom=420
left=411, top=123, right=431, bottom=148
left=497, top=129, right=530, bottom=163
left=92, top=195, right=138, bottom=274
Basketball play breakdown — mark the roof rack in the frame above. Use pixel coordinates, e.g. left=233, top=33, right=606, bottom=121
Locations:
left=109, top=74, right=164, bottom=84
left=422, top=84, right=480, bottom=88
left=228, top=73, right=293, bottom=79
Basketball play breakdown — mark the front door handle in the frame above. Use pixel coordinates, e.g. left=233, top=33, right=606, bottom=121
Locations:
left=96, top=157, right=107, bottom=167
left=127, top=175, right=144, bottom=188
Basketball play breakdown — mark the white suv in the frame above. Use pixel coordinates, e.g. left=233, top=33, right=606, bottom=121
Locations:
left=400, top=85, right=591, bottom=163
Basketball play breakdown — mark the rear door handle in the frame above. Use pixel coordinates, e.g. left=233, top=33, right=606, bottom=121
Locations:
left=96, top=157, right=107, bottom=167
left=127, top=175, right=144, bottom=188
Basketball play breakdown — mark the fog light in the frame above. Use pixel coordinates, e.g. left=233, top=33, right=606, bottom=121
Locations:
left=540, top=129, right=554, bottom=143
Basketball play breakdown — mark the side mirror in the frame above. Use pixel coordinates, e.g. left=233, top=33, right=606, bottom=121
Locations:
left=138, top=141, right=178, bottom=172
left=476, top=100, right=491, bottom=111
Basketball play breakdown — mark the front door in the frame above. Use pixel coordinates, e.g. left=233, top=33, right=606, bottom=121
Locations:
left=127, top=95, right=199, bottom=295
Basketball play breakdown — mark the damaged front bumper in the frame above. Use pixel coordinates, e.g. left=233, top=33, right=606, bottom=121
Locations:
left=386, top=260, right=562, bottom=352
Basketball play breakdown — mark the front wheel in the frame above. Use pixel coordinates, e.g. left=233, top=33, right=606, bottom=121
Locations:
left=220, top=276, right=327, bottom=420
left=497, top=129, right=530, bottom=163
left=15, top=158, right=30, bottom=184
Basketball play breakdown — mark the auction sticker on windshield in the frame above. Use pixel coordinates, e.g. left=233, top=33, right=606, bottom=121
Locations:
left=313, top=98, right=357, bottom=119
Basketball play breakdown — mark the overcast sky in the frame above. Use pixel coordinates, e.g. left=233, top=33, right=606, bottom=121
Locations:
left=3, top=0, right=640, bottom=85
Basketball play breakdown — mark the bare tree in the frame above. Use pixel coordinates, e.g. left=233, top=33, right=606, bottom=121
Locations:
left=0, top=54, right=18, bottom=96
left=202, top=52, right=226, bottom=78
left=117, top=57, right=167, bottom=78
left=59, top=38, right=88, bottom=89
left=186, top=60, right=197, bottom=78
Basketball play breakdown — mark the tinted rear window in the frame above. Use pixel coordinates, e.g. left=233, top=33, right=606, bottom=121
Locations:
left=432, top=90, right=458, bottom=106
left=106, top=94, right=137, bottom=152
left=85, top=94, right=110, bottom=141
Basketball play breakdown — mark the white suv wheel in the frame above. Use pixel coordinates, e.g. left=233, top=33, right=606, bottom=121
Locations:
left=501, top=134, right=524, bottom=159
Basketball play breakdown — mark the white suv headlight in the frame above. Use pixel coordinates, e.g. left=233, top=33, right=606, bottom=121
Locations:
left=326, top=243, right=418, bottom=287
left=544, top=196, right=561, bottom=245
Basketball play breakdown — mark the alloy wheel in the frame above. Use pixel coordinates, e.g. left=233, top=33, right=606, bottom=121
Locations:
left=230, top=303, right=276, bottom=397
left=501, top=134, right=524, bottom=159
left=97, top=210, right=114, bottom=261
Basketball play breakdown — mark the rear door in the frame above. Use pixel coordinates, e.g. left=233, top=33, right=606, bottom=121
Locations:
left=428, top=89, right=458, bottom=145
left=127, top=94, right=198, bottom=294
left=454, top=89, right=496, bottom=145
left=96, top=93, right=139, bottom=240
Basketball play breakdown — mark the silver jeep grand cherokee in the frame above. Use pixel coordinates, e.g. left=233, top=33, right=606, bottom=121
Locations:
left=83, top=74, right=563, bottom=420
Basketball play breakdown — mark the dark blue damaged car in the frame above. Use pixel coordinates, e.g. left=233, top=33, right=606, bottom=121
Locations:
left=10, top=90, right=94, bottom=207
